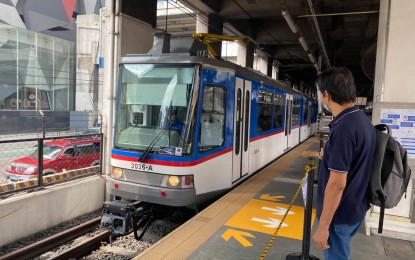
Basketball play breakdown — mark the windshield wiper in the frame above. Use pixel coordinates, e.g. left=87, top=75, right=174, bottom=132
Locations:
left=139, top=121, right=174, bottom=162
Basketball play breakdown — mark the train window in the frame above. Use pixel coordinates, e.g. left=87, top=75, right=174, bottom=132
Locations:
left=244, top=90, right=250, bottom=152
left=303, top=101, right=309, bottom=125
left=292, top=98, right=300, bottom=126
left=235, top=89, right=242, bottom=155
left=257, top=90, right=272, bottom=132
left=273, top=94, right=284, bottom=129
left=114, top=64, right=198, bottom=155
left=199, top=86, right=226, bottom=152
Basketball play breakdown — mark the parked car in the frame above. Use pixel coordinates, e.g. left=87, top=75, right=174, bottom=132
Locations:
left=5, top=137, right=101, bottom=182
left=82, top=127, right=101, bottom=138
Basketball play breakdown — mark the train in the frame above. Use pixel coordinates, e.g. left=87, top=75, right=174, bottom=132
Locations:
left=101, top=35, right=318, bottom=239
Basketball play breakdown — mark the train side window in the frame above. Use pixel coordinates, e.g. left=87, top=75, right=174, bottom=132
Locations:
left=303, top=101, right=309, bottom=125
left=199, top=86, right=226, bottom=152
left=273, top=93, right=284, bottom=129
left=257, top=90, right=272, bottom=132
left=292, top=98, right=300, bottom=126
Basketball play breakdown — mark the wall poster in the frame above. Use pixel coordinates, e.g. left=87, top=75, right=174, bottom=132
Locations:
left=380, top=108, right=415, bottom=159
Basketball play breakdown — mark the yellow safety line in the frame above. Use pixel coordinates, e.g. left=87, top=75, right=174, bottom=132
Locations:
left=259, top=165, right=316, bottom=260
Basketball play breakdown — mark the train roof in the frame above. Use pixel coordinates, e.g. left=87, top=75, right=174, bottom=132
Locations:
left=121, top=54, right=307, bottom=97
left=120, top=35, right=309, bottom=98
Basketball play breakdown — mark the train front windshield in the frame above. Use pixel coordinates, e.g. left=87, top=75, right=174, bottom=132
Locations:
left=115, top=64, right=199, bottom=156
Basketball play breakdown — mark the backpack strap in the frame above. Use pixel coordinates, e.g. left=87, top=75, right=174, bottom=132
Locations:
left=376, top=190, right=385, bottom=233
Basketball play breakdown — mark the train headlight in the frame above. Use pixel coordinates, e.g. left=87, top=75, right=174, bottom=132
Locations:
left=161, top=175, right=194, bottom=189
left=168, top=176, right=180, bottom=187
left=111, top=167, right=124, bottom=179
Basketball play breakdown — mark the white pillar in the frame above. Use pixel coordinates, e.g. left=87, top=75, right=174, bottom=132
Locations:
left=374, top=0, right=415, bottom=103
left=368, top=0, right=415, bottom=240
left=196, top=14, right=208, bottom=33
left=236, top=44, right=247, bottom=66
left=102, top=0, right=117, bottom=180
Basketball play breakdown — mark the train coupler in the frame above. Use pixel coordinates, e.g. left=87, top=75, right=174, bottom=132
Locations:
left=100, top=200, right=152, bottom=239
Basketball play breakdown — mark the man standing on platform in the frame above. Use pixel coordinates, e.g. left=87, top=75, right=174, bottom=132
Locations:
left=312, top=67, right=376, bottom=260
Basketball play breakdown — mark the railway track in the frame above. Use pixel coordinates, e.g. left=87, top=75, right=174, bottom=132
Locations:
left=49, top=231, right=111, bottom=259
left=0, top=217, right=102, bottom=260
left=1, top=206, right=197, bottom=260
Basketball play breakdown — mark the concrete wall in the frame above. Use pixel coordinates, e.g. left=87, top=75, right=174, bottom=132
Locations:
left=0, top=176, right=105, bottom=247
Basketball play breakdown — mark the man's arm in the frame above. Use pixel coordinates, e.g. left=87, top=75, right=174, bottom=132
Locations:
left=313, top=171, right=347, bottom=250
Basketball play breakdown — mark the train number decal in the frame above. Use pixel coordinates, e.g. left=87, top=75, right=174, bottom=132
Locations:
left=131, top=163, right=153, bottom=171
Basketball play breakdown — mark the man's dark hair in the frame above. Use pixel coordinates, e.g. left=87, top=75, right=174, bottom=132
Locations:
left=316, top=67, right=356, bottom=105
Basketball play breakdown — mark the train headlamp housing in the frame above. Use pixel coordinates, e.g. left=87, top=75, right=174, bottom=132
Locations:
left=111, top=167, right=124, bottom=179
left=162, top=175, right=194, bottom=189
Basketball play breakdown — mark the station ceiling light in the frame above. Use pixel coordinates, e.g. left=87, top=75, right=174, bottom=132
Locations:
left=281, top=9, right=298, bottom=34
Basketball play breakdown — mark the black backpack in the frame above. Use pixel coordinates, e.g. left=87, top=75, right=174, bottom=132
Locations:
left=368, top=124, right=412, bottom=233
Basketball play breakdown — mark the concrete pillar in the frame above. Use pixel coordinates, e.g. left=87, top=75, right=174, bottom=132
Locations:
left=196, top=14, right=208, bottom=33
left=370, top=0, right=415, bottom=239
left=374, top=0, right=415, bottom=104
left=272, top=62, right=279, bottom=80
left=102, top=0, right=157, bottom=180
left=258, top=56, right=268, bottom=75
left=76, top=14, right=101, bottom=112
left=237, top=43, right=254, bottom=68
left=195, top=13, right=223, bottom=58
left=207, top=13, right=223, bottom=58
left=267, top=59, right=273, bottom=77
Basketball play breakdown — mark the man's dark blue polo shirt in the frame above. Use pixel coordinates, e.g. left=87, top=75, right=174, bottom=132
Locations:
left=317, top=106, right=376, bottom=225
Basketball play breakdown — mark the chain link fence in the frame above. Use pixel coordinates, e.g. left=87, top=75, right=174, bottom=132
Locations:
left=0, top=112, right=103, bottom=194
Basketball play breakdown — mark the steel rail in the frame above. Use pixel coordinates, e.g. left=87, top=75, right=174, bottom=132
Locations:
left=48, top=230, right=111, bottom=260
left=0, top=217, right=101, bottom=260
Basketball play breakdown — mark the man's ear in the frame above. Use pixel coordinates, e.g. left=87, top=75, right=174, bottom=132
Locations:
left=323, top=90, right=331, bottom=100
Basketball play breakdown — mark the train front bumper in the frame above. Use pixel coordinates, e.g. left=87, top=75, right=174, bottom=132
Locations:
left=107, top=177, right=197, bottom=207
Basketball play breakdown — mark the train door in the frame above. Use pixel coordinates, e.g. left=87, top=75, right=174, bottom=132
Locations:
left=232, top=77, right=251, bottom=182
left=284, top=94, right=293, bottom=151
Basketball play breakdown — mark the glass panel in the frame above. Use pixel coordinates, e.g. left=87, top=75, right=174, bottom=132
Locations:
left=115, top=64, right=198, bottom=156
left=244, top=90, right=250, bottom=151
left=235, top=89, right=241, bottom=155
left=36, top=34, right=53, bottom=110
left=199, top=86, right=226, bottom=152
left=0, top=25, right=75, bottom=111
left=292, top=98, right=300, bottom=126
left=54, top=38, right=72, bottom=111
left=273, top=94, right=284, bottom=129
left=257, top=89, right=272, bottom=132
left=303, top=100, right=309, bottom=125
left=0, top=25, right=18, bottom=110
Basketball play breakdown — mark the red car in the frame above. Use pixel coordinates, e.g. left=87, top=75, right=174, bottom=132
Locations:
left=6, top=138, right=101, bottom=182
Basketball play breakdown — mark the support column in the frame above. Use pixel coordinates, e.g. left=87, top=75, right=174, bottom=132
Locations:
left=102, top=0, right=157, bottom=183
left=237, top=43, right=254, bottom=68
left=370, top=0, right=415, bottom=239
left=196, top=14, right=208, bottom=33
left=267, top=59, right=273, bottom=77
left=207, top=13, right=223, bottom=58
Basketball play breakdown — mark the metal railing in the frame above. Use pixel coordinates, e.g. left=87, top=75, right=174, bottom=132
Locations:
left=0, top=133, right=103, bottom=195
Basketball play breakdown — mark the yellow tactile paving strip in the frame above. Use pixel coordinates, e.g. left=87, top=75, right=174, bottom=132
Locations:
left=136, top=137, right=318, bottom=260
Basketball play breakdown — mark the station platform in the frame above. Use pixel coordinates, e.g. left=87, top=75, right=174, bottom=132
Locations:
left=136, top=137, right=415, bottom=260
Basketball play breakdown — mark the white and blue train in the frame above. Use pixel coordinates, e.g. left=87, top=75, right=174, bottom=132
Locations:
left=101, top=38, right=318, bottom=238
